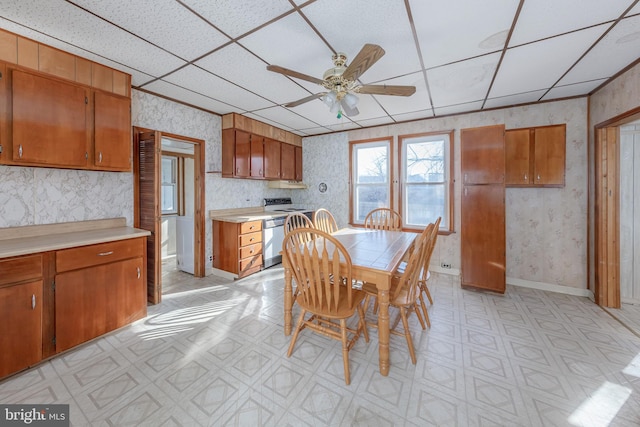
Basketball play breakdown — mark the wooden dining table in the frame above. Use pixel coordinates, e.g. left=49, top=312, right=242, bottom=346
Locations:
left=282, top=227, right=418, bottom=376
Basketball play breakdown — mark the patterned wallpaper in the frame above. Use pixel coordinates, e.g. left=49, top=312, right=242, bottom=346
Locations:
left=300, top=98, right=589, bottom=290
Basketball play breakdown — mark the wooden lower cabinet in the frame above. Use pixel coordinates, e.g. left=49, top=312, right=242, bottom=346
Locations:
left=55, top=257, right=144, bottom=352
left=213, top=220, right=263, bottom=278
left=0, top=280, right=43, bottom=378
left=54, top=238, right=147, bottom=353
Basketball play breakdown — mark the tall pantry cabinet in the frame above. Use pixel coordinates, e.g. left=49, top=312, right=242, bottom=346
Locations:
left=460, top=125, right=506, bottom=293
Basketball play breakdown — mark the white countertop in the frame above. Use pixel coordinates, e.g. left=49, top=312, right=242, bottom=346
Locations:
left=0, top=218, right=150, bottom=259
left=209, top=207, right=295, bottom=223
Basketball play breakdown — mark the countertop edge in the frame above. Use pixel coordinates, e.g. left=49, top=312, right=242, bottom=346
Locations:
left=0, top=226, right=151, bottom=259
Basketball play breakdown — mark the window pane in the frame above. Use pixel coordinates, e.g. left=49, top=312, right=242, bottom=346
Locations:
left=405, top=184, right=445, bottom=227
left=161, top=184, right=176, bottom=213
left=161, top=157, right=175, bottom=183
left=356, top=185, right=389, bottom=222
left=406, top=140, right=444, bottom=183
left=357, top=145, right=388, bottom=184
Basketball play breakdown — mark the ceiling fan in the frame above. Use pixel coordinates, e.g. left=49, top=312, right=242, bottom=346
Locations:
left=266, top=44, right=416, bottom=118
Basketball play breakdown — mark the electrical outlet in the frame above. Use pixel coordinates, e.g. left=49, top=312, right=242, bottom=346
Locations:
left=441, top=262, right=452, bottom=269
left=209, top=255, right=213, bottom=262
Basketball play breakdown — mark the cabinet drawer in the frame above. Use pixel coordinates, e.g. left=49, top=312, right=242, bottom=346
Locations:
left=239, top=254, right=262, bottom=273
left=239, top=243, right=262, bottom=260
left=240, top=220, right=262, bottom=234
left=239, top=231, right=262, bottom=247
left=0, top=254, right=43, bottom=286
left=56, top=238, right=145, bottom=273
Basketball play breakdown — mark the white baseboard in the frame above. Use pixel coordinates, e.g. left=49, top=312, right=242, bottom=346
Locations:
left=209, top=267, right=238, bottom=280
left=428, top=266, right=593, bottom=299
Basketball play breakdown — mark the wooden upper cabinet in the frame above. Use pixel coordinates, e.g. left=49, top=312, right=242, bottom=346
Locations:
left=221, top=129, right=250, bottom=178
left=295, top=145, right=303, bottom=182
left=533, top=124, right=565, bottom=187
left=264, top=138, right=281, bottom=179
left=12, top=69, right=89, bottom=167
left=505, top=124, right=565, bottom=187
left=94, top=91, right=131, bottom=171
left=505, top=129, right=532, bottom=185
left=281, top=142, right=295, bottom=180
left=460, top=124, right=505, bottom=184
left=250, top=134, right=264, bottom=178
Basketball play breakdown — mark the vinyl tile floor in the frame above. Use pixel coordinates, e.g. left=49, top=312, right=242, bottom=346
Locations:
left=2, top=268, right=640, bottom=426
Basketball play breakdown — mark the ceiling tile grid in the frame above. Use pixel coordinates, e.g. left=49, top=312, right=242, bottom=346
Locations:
left=0, top=0, right=638, bottom=135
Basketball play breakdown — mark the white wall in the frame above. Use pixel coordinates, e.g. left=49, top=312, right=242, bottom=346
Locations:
left=299, top=98, right=589, bottom=291
left=619, top=124, right=640, bottom=303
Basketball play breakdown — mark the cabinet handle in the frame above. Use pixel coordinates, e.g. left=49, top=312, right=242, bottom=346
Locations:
left=464, top=173, right=467, bottom=183
left=260, top=169, right=263, bottom=176
left=18, top=144, right=23, bottom=158
left=464, top=187, right=468, bottom=196
left=249, top=238, right=254, bottom=242
left=236, top=167, right=239, bottom=174
left=137, top=267, right=141, bottom=279
left=98, top=151, right=103, bottom=163
left=537, top=174, right=541, bottom=181
left=32, top=294, right=36, bottom=310
left=98, top=251, right=114, bottom=256
left=524, top=173, right=527, bottom=181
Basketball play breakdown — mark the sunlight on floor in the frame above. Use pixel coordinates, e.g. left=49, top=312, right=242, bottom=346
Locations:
left=569, top=381, right=632, bottom=427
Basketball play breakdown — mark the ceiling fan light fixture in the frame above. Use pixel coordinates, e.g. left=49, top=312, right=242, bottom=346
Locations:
left=343, top=92, right=358, bottom=109
left=322, top=91, right=338, bottom=109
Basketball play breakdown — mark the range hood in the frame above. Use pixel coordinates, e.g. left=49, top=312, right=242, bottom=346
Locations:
left=267, top=180, right=308, bottom=189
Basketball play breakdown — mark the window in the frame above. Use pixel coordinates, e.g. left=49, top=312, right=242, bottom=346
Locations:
left=351, top=139, right=391, bottom=224
left=400, top=133, right=451, bottom=229
left=350, top=132, right=453, bottom=231
left=161, top=156, right=178, bottom=214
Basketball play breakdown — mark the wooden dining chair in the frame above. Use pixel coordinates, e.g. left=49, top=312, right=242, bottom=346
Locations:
left=416, top=217, right=441, bottom=324
left=285, top=212, right=314, bottom=244
left=313, top=208, right=338, bottom=234
left=364, top=208, right=402, bottom=231
left=362, top=223, right=434, bottom=364
left=283, top=228, right=369, bottom=385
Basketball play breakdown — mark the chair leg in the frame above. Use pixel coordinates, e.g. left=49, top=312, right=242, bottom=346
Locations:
left=340, top=318, right=350, bottom=385
left=357, top=302, right=369, bottom=343
left=418, top=292, right=429, bottom=323
left=414, top=303, right=427, bottom=330
left=400, top=307, right=417, bottom=364
left=287, top=309, right=306, bottom=357
left=423, top=283, right=433, bottom=305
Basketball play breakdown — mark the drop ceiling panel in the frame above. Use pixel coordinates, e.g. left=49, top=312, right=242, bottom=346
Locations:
left=249, top=106, right=321, bottom=131
left=490, top=25, right=607, bottom=98
left=541, top=79, right=607, bottom=100
left=558, top=15, right=640, bottom=86
left=179, top=0, right=293, bottom=38
left=391, top=109, right=435, bottom=122
left=285, top=99, right=351, bottom=127
left=410, top=0, right=519, bottom=68
left=70, top=0, right=230, bottom=61
left=483, top=90, right=547, bottom=109
left=509, top=0, right=632, bottom=46
left=239, top=13, right=333, bottom=79
left=433, top=101, right=484, bottom=116
left=428, top=53, right=500, bottom=106
left=162, top=65, right=275, bottom=112
left=302, top=0, right=421, bottom=82
left=195, top=44, right=311, bottom=106
left=354, top=116, right=397, bottom=128
left=0, top=0, right=185, bottom=77
left=143, top=80, right=237, bottom=114
left=628, top=3, right=640, bottom=15
left=325, top=121, right=362, bottom=132
left=342, top=95, right=389, bottom=121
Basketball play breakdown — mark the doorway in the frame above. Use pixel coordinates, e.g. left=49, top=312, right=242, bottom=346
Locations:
left=133, top=127, right=206, bottom=304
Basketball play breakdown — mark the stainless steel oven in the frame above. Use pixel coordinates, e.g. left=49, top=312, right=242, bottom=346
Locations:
left=262, top=198, right=312, bottom=269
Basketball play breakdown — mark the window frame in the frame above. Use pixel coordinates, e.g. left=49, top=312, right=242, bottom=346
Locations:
left=349, top=137, right=393, bottom=226
left=398, top=131, right=454, bottom=233
left=349, top=132, right=454, bottom=233
left=161, top=155, right=178, bottom=215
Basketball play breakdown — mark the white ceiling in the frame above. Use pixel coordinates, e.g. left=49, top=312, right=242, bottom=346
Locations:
left=1, top=0, right=639, bottom=136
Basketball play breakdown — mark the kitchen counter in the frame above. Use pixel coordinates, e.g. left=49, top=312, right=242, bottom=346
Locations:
left=209, top=207, right=292, bottom=223
left=0, top=217, right=150, bottom=259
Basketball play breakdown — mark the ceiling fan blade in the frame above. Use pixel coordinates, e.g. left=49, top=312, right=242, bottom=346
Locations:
left=284, top=92, right=326, bottom=108
left=266, top=65, right=325, bottom=85
left=342, top=44, right=385, bottom=82
left=358, top=84, right=416, bottom=96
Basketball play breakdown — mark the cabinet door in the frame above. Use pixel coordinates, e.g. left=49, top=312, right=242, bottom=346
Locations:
left=505, top=129, right=532, bottom=185
left=533, top=125, right=565, bottom=187
left=94, top=91, right=131, bottom=171
left=250, top=134, right=264, bottom=178
left=295, top=146, right=303, bottom=181
left=55, top=258, right=144, bottom=352
left=221, top=129, right=235, bottom=177
left=461, top=125, right=505, bottom=184
left=281, top=143, right=295, bottom=180
left=461, top=185, right=505, bottom=293
left=264, top=138, right=281, bottom=179
left=0, top=280, right=43, bottom=378
left=12, top=69, right=89, bottom=167
left=234, top=130, right=250, bottom=177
